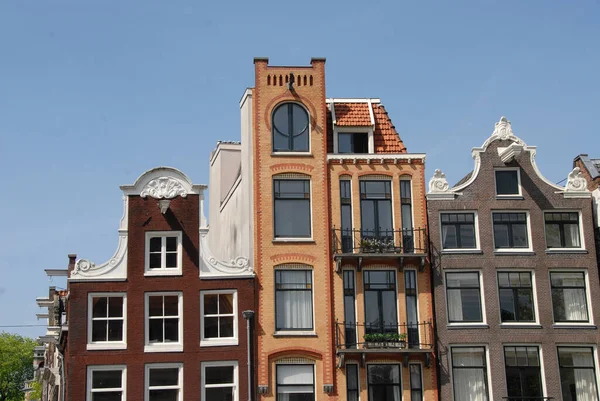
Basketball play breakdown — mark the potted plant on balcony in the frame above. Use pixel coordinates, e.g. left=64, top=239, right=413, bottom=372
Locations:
left=360, top=238, right=396, bottom=253
left=363, top=333, right=386, bottom=348
left=364, top=332, right=408, bottom=348
left=388, top=333, right=407, bottom=349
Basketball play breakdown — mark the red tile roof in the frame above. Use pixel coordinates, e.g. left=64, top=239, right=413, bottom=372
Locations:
left=326, top=101, right=407, bottom=154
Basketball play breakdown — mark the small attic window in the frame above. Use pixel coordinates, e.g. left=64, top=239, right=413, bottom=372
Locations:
left=495, top=169, right=521, bottom=196
left=338, top=132, right=369, bottom=154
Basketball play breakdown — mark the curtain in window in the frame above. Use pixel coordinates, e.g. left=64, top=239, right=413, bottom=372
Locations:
left=276, top=271, right=312, bottom=329
left=562, top=276, right=588, bottom=321
left=447, top=290, right=463, bottom=321
left=277, top=365, right=314, bottom=401
left=567, top=224, right=581, bottom=247
left=453, top=351, right=487, bottom=401
left=573, top=353, right=599, bottom=401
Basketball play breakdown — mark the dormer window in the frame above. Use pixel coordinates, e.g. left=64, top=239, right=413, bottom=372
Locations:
left=338, top=132, right=368, bottom=154
left=495, top=169, right=521, bottom=196
left=272, top=103, right=309, bottom=152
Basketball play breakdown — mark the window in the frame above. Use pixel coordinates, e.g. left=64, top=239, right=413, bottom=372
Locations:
left=272, top=103, right=309, bottom=152
left=276, top=364, right=314, bottom=401
left=367, top=364, right=401, bottom=401
left=87, top=365, right=126, bottom=401
left=346, top=364, right=359, bottom=401
left=400, top=179, right=414, bottom=252
left=88, top=294, right=126, bottom=349
left=343, top=270, right=357, bottom=348
left=145, top=293, right=182, bottom=352
left=340, top=180, right=354, bottom=253
left=364, top=271, right=397, bottom=334
left=201, top=290, right=237, bottom=346
left=498, top=272, right=535, bottom=323
left=492, top=212, right=529, bottom=249
left=275, top=270, right=313, bottom=331
left=441, top=213, right=476, bottom=249
left=451, top=347, right=489, bottom=401
left=446, top=272, right=483, bottom=323
left=495, top=169, right=520, bottom=196
left=360, top=181, right=393, bottom=242
left=504, top=346, right=543, bottom=399
left=202, top=361, right=238, bottom=401
left=558, top=347, right=599, bottom=401
left=550, top=272, right=590, bottom=323
left=274, top=179, right=311, bottom=238
left=405, top=270, right=419, bottom=347
left=409, top=364, right=423, bottom=401
left=339, top=132, right=368, bottom=154
left=145, top=232, right=182, bottom=275
left=545, top=212, right=582, bottom=248
left=145, top=364, right=182, bottom=401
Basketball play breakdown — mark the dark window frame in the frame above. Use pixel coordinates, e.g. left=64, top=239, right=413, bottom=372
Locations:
left=550, top=271, right=590, bottom=323
left=409, top=363, right=423, bottom=401
left=272, top=102, right=310, bottom=152
left=492, top=212, right=529, bottom=249
left=558, top=346, right=599, bottom=401
left=498, top=272, right=535, bottom=323
left=273, top=179, right=311, bottom=238
left=451, top=346, right=489, bottom=401
left=276, top=364, right=315, bottom=401
left=495, top=169, right=521, bottom=196
left=445, top=272, right=483, bottom=323
left=338, top=132, right=369, bottom=154
left=360, top=180, right=393, bottom=241
left=340, top=179, right=353, bottom=252
left=544, top=211, right=582, bottom=249
left=440, top=212, right=477, bottom=249
left=275, top=270, right=314, bottom=331
left=504, top=346, right=543, bottom=399
left=363, top=270, right=398, bottom=334
left=346, top=363, right=359, bottom=401
left=343, top=270, right=357, bottom=348
left=367, top=364, right=402, bottom=401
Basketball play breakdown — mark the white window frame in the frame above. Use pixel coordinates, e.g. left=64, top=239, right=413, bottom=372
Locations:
left=272, top=177, right=314, bottom=242
left=87, top=365, right=126, bottom=401
left=502, top=343, right=548, bottom=399
left=556, top=344, right=600, bottom=400
left=201, top=361, right=239, bottom=401
left=549, top=269, right=594, bottom=327
left=334, top=126, right=374, bottom=154
left=87, top=293, right=127, bottom=350
left=494, top=167, right=522, bottom=198
left=497, top=270, right=541, bottom=327
left=271, top=101, right=311, bottom=155
left=145, top=363, right=183, bottom=401
left=439, top=211, right=481, bottom=253
left=445, top=270, right=488, bottom=327
left=449, top=345, right=493, bottom=401
left=275, top=363, right=316, bottom=401
left=200, top=290, right=238, bottom=347
left=144, top=231, right=183, bottom=276
left=491, top=210, right=533, bottom=253
left=543, top=209, right=586, bottom=252
left=144, top=292, right=183, bottom=353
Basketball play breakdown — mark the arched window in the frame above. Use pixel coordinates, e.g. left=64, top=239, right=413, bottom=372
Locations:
left=272, top=103, right=309, bottom=152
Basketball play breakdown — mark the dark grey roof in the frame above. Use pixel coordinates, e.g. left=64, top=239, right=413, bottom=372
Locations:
left=453, top=171, right=473, bottom=188
left=574, top=154, right=600, bottom=180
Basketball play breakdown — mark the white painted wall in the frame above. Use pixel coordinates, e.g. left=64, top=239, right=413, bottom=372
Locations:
left=593, top=188, right=600, bottom=228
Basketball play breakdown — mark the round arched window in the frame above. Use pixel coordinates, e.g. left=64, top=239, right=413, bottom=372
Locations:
left=272, top=103, right=309, bottom=152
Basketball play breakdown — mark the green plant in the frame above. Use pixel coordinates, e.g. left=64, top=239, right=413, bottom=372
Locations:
left=364, top=332, right=406, bottom=342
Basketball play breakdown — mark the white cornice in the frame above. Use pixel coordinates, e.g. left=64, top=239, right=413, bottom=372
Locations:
left=327, top=153, right=425, bottom=163
left=120, top=166, right=206, bottom=197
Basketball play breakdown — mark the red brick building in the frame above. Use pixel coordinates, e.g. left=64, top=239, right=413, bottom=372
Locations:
left=63, top=167, right=255, bottom=401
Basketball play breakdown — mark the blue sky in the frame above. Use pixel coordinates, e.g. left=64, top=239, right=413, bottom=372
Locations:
left=1, top=0, right=598, bottom=338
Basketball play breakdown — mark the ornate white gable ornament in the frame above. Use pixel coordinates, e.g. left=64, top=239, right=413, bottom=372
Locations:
left=565, top=167, right=588, bottom=192
left=199, top=228, right=254, bottom=279
left=140, top=177, right=188, bottom=199
left=429, top=169, right=449, bottom=193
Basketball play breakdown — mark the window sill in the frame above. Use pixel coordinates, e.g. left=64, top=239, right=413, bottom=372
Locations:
left=441, top=249, right=483, bottom=255
left=144, top=270, right=182, bottom=277
left=552, top=324, right=597, bottom=329
left=273, top=331, right=317, bottom=337
left=272, top=238, right=315, bottom=244
left=493, top=250, right=535, bottom=256
left=200, top=339, right=239, bottom=347
left=144, top=344, right=183, bottom=353
left=495, top=195, right=524, bottom=200
left=87, top=343, right=127, bottom=351
left=545, top=249, right=588, bottom=254
left=271, top=152, right=313, bottom=157
left=500, top=324, right=542, bottom=329
left=447, top=324, right=489, bottom=329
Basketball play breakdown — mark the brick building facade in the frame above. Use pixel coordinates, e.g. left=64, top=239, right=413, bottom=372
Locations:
left=62, top=167, right=255, bottom=400
left=427, top=117, right=600, bottom=400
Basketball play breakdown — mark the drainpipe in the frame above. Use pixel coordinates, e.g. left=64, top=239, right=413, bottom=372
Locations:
left=242, top=310, right=255, bottom=401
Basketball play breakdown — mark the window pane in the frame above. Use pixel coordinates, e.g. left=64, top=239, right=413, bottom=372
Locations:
left=442, top=225, right=458, bottom=249
left=564, top=224, right=581, bottom=247
left=165, top=253, right=177, bottom=268
left=204, top=317, right=218, bottom=338
left=512, top=223, right=529, bottom=247
left=205, top=387, right=234, bottom=401
left=499, top=288, right=516, bottom=321
left=150, top=368, right=179, bottom=386
left=206, top=366, right=234, bottom=384
left=148, top=320, right=163, bottom=342
left=93, top=298, right=108, bottom=318
left=367, top=365, right=400, bottom=384
left=516, top=289, right=534, bottom=321
left=493, top=223, right=510, bottom=248
left=92, top=393, right=123, bottom=401
left=551, top=272, right=585, bottom=287
left=459, top=224, right=476, bottom=248
left=148, top=297, right=163, bottom=316
left=277, top=365, right=314, bottom=384
left=496, top=171, right=519, bottom=195
left=166, top=237, right=177, bottom=251
left=461, top=289, right=482, bottom=321
left=107, top=320, right=123, bottom=341
left=92, top=321, right=108, bottom=342
left=149, top=237, right=162, bottom=252
left=149, top=253, right=162, bottom=269
left=353, top=133, right=368, bottom=153
left=204, top=294, right=218, bottom=315
left=275, top=199, right=311, bottom=237
left=164, top=296, right=179, bottom=316
left=149, top=389, right=178, bottom=401
left=107, top=297, right=123, bottom=318
left=220, top=294, right=234, bottom=314
left=164, top=319, right=179, bottom=341
left=447, top=273, right=479, bottom=288
left=220, top=317, right=234, bottom=337
left=92, top=370, right=122, bottom=389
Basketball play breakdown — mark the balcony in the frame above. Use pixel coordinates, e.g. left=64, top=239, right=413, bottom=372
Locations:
left=503, top=398, right=554, bottom=401
left=335, top=321, right=434, bottom=367
left=332, top=227, right=428, bottom=271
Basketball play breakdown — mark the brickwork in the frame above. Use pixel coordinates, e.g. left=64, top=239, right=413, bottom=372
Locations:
left=252, top=59, right=336, bottom=398
left=428, top=140, right=600, bottom=401
left=66, top=194, right=255, bottom=400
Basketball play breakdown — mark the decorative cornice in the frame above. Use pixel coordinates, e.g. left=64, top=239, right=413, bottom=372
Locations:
left=199, top=228, right=254, bottom=279
left=563, top=167, right=591, bottom=198
left=140, top=177, right=188, bottom=199
left=270, top=253, right=317, bottom=264
left=428, top=169, right=449, bottom=193
left=270, top=163, right=315, bottom=173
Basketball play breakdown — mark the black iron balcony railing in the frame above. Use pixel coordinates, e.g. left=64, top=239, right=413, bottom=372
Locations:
left=503, top=398, right=554, bottom=401
left=335, top=321, right=433, bottom=351
left=332, top=227, right=427, bottom=255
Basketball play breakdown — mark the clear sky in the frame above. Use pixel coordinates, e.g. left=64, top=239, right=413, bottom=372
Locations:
left=1, top=0, right=598, bottom=338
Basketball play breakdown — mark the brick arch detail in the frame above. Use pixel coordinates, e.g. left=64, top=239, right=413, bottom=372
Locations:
left=263, top=94, right=319, bottom=132
left=357, top=172, right=394, bottom=178
left=270, top=253, right=317, bottom=264
left=270, top=164, right=315, bottom=174
left=268, top=347, right=323, bottom=362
